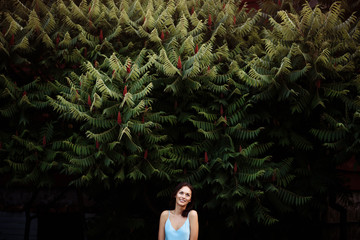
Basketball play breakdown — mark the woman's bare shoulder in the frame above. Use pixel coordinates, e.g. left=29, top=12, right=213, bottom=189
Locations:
left=160, top=210, right=169, bottom=218
left=189, top=210, right=198, bottom=218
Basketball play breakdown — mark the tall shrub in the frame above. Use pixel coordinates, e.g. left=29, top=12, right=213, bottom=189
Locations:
left=0, top=0, right=359, bottom=239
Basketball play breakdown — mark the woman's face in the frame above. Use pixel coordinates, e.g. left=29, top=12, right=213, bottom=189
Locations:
left=175, top=186, right=192, bottom=207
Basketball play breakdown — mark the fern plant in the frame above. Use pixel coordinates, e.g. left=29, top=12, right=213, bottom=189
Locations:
left=239, top=0, right=359, bottom=152
left=47, top=49, right=178, bottom=187
left=238, top=0, right=360, bottom=224
left=0, top=73, right=64, bottom=187
left=1, top=1, right=359, bottom=239
left=133, top=0, right=312, bottom=228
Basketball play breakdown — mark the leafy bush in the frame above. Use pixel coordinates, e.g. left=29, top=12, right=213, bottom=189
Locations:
left=0, top=0, right=359, bottom=239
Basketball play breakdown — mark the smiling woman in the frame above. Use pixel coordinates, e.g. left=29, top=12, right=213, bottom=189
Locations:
left=158, top=182, right=199, bottom=240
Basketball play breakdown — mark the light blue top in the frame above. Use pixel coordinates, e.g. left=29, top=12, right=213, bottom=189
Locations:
left=165, top=211, right=190, bottom=240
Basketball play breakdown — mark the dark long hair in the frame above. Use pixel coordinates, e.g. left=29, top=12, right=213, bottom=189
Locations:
left=170, top=182, right=195, bottom=217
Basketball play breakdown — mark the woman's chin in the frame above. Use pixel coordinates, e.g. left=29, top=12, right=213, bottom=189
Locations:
left=177, top=201, right=188, bottom=207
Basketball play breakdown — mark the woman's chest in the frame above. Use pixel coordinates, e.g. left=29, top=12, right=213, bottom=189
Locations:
left=169, top=215, right=188, bottom=231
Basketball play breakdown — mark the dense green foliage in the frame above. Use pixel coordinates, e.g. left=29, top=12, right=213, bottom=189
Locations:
left=0, top=0, right=359, bottom=239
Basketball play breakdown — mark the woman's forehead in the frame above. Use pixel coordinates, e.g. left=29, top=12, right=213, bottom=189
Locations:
left=178, top=186, right=192, bottom=194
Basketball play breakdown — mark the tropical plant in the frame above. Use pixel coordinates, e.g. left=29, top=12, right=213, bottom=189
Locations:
left=0, top=1, right=359, bottom=240
left=239, top=0, right=360, bottom=225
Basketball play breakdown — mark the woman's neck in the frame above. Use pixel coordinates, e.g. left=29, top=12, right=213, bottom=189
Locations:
left=173, top=205, right=186, bottom=216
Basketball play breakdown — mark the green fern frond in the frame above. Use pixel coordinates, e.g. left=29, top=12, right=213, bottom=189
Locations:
left=144, top=133, right=167, bottom=144
left=277, top=11, right=298, bottom=41
left=188, top=19, right=205, bottom=37
left=241, top=142, right=273, bottom=158
left=13, top=36, right=33, bottom=53
left=132, top=82, right=153, bottom=101
left=277, top=187, right=311, bottom=206
left=197, top=129, right=220, bottom=140
left=4, top=13, right=23, bottom=37
left=11, top=135, right=43, bottom=152
left=276, top=173, right=296, bottom=187
left=182, top=164, right=210, bottom=183
left=255, top=205, right=279, bottom=226
left=149, top=28, right=162, bottom=43
left=5, top=159, right=29, bottom=172
left=288, top=63, right=311, bottom=82
left=290, top=131, right=313, bottom=150
left=227, top=124, right=264, bottom=140
left=52, top=95, right=89, bottom=121
left=227, top=95, right=247, bottom=115
left=143, top=9, right=156, bottom=31
left=238, top=169, right=265, bottom=183
left=148, top=112, right=177, bottom=125
left=95, top=77, right=122, bottom=100
left=86, top=125, right=117, bottom=143
left=67, top=141, right=93, bottom=156
left=0, top=102, right=17, bottom=118
left=127, top=100, right=146, bottom=118
left=69, top=155, right=96, bottom=168
left=77, top=29, right=97, bottom=47
left=310, top=128, right=347, bottom=142
left=275, top=57, right=292, bottom=78
left=87, top=117, right=114, bottom=129
left=325, top=1, right=343, bottom=29
left=157, top=49, right=180, bottom=76
left=315, top=48, right=331, bottom=66
left=233, top=15, right=258, bottom=37
left=25, top=9, right=43, bottom=33
left=58, top=32, right=75, bottom=49
left=0, top=41, right=9, bottom=56
left=324, top=84, right=350, bottom=98
left=12, top=0, right=31, bottom=17
left=209, top=23, right=226, bottom=43
left=192, top=105, right=218, bottom=122
left=189, top=118, right=215, bottom=131
left=40, top=32, right=55, bottom=49
left=238, top=69, right=266, bottom=88
left=128, top=166, right=147, bottom=180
